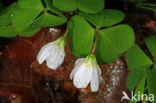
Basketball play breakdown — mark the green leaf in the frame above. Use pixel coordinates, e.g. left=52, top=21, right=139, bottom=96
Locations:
left=135, top=76, right=145, bottom=94
left=0, top=17, right=11, bottom=27
left=96, top=24, right=135, bottom=64
left=12, top=8, right=41, bottom=32
left=0, top=25, right=17, bottom=37
left=145, top=35, right=156, bottom=60
left=52, top=0, right=104, bottom=13
left=146, top=66, right=156, bottom=101
left=41, top=0, right=67, bottom=26
left=136, top=4, right=156, bottom=12
left=19, top=18, right=42, bottom=37
left=122, top=0, right=147, bottom=3
left=128, top=76, right=145, bottom=103
left=19, top=27, right=40, bottom=37
left=0, top=3, right=17, bottom=37
left=68, top=15, right=94, bottom=57
left=0, top=2, right=17, bottom=16
left=52, top=0, right=77, bottom=12
left=38, top=12, right=66, bottom=27
left=0, top=2, right=17, bottom=27
left=126, top=44, right=153, bottom=69
left=44, top=0, right=64, bottom=17
left=79, top=9, right=125, bottom=28
left=18, top=0, right=43, bottom=10
left=78, top=0, right=104, bottom=14
left=126, top=66, right=145, bottom=91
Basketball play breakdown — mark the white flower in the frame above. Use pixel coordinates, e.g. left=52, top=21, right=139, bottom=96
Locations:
left=70, top=54, right=102, bottom=92
left=37, top=36, right=66, bottom=70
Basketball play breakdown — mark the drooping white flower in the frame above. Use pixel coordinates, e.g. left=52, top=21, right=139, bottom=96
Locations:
left=37, top=36, right=66, bottom=70
left=70, top=54, right=102, bottom=92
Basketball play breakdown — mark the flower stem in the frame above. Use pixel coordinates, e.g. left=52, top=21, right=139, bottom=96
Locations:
left=91, top=28, right=99, bottom=54
left=64, top=29, right=68, bottom=37
left=64, top=23, right=69, bottom=37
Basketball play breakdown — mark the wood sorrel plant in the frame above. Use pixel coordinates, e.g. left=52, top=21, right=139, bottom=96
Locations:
left=4, top=0, right=155, bottom=94
left=119, top=1, right=156, bottom=102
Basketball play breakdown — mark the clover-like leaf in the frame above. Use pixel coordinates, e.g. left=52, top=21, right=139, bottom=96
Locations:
left=126, top=67, right=145, bottom=91
left=0, top=2, right=17, bottom=37
left=122, top=0, right=147, bottom=3
left=0, top=2, right=17, bottom=16
left=145, top=35, right=156, bottom=60
left=79, top=9, right=125, bottom=28
left=52, top=0, right=104, bottom=13
left=0, top=16, right=11, bottom=27
left=0, top=25, right=17, bottom=37
left=126, top=44, right=153, bottom=91
left=135, top=76, right=145, bottom=94
left=146, top=66, right=156, bottom=97
left=38, top=0, right=67, bottom=27
left=0, top=2, right=17, bottom=27
left=78, top=0, right=104, bottom=14
left=96, top=24, right=135, bottom=64
left=52, top=0, right=77, bottom=12
left=126, top=44, right=153, bottom=69
left=18, top=0, right=43, bottom=10
left=19, top=27, right=41, bottom=37
left=19, top=18, right=42, bottom=37
left=12, top=8, right=41, bottom=32
left=39, top=12, right=66, bottom=27
left=128, top=76, right=145, bottom=103
left=136, top=3, right=156, bottom=12
left=68, top=15, right=94, bottom=57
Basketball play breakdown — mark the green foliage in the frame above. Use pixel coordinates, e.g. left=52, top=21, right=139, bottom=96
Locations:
left=78, top=0, right=104, bottom=14
left=126, top=44, right=152, bottom=90
left=135, top=76, right=145, bottom=94
left=0, top=3, right=17, bottom=37
left=52, top=0, right=105, bottom=13
left=96, top=24, right=135, bottom=64
left=41, top=0, right=67, bottom=26
left=126, top=44, right=152, bottom=69
left=53, top=0, right=77, bottom=12
left=126, top=40, right=156, bottom=101
left=0, top=26, right=17, bottom=37
left=79, top=9, right=125, bottom=28
left=146, top=67, right=156, bottom=97
left=12, top=8, right=41, bottom=32
left=0, top=0, right=66, bottom=37
left=126, top=66, right=145, bottom=91
left=136, top=3, right=156, bottom=12
left=0, top=0, right=156, bottom=100
left=68, top=15, right=94, bottom=57
left=18, top=0, right=43, bottom=10
left=122, top=0, right=147, bottom=3
left=128, top=76, right=146, bottom=103
left=145, top=35, right=156, bottom=60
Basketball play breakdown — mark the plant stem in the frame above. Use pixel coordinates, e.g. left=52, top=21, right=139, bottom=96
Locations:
left=64, top=29, right=68, bottom=37
left=64, top=23, right=69, bottom=37
left=91, top=28, right=99, bottom=54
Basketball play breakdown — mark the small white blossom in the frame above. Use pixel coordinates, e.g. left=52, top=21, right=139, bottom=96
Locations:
left=37, top=36, right=66, bottom=70
left=70, top=54, right=102, bottom=92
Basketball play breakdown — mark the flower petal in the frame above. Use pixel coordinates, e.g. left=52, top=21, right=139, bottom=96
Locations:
left=37, top=42, right=53, bottom=64
left=73, top=64, right=93, bottom=88
left=46, top=46, right=65, bottom=70
left=70, top=58, right=84, bottom=80
left=91, top=67, right=100, bottom=92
